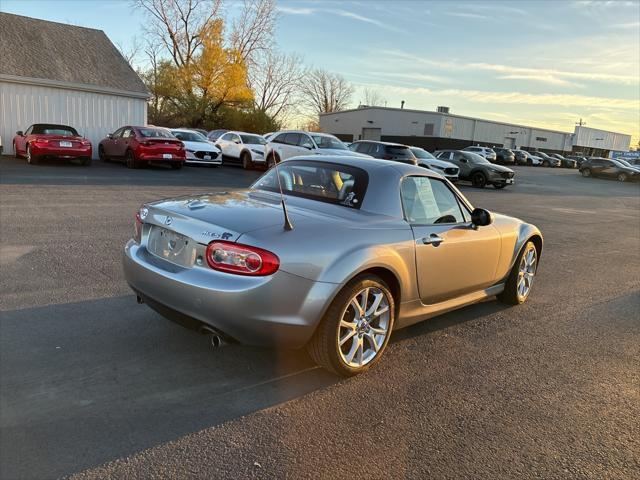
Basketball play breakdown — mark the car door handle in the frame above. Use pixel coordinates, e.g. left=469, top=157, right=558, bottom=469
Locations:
left=421, top=234, right=444, bottom=246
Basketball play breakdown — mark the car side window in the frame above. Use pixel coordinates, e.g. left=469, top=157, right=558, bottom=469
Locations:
left=231, top=133, right=241, bottom=143
left=271, top=133, right=286, bottom=144
left=25, top=126, right=33, bottom=135
left=122, top=128, right=133, bottom=139
left=112, top=128, right=124, bottom=138
left=355, top=142, right=370, bottom=154
left=401, top=176, right=466, bottom=225
left=284, top=133, right=301, bottom=146
left=299, top=134, right=314, bottom=149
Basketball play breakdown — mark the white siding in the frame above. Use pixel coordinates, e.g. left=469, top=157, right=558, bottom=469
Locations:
left=573, top=126, right=631, bottom=151
left=0, top=81, right=147, bottom=158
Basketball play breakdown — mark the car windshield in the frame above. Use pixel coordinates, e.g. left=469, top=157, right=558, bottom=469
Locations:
left=32, top=125, right=78, bottom=136
left=388, top=146, right=414, bottom=158
left=410, top=148, right=435, bottom=159
left=171, top=131, right=207, bottom=142
left=311, top=135, right=347, bottom=150
left=616, top=159, right=636, bottom=169
left=138, top=128, right=174, bottom=139
left=240, top=134, right=266, bottom=145
left=252, top=160, right=368, bottom=208
left=208, top=130, right=227, bottom=140
left=465, top=152, right=490, bottom=164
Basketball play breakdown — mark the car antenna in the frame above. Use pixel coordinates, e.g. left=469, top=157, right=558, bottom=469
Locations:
left=273, top=160, right=294, bottom=231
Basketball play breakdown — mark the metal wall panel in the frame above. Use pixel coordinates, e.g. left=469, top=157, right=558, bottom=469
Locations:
left=0, top=81, right=147, bottom=158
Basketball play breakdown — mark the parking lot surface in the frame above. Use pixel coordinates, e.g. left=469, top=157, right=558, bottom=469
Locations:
left=1, top=157, right=639, bottom=479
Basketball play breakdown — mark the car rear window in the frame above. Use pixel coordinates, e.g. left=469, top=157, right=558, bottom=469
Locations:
left=252, top=160, right=368, bottom=209
left=32, top=124, right=78, bottom=136
left=386, top=146, right=413, bottom=158
left=240, top=134, right=266, bottom=145
left=138, top=128, right=174, bottom=139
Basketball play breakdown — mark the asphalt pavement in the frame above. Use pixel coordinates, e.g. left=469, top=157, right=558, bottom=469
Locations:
left=1, top=156, right=638, bottom=479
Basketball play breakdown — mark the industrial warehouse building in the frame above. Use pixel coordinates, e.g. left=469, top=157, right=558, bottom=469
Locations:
left=319, top=106, right=631, bottom=157
left=0, top=13, right=148, bottom=158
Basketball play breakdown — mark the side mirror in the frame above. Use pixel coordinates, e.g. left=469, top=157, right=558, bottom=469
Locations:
left=16, top=130, right=23, bottom=136
left=471, top=208, right=493, bottom=227
left=234, top=140, right=241, bottom=144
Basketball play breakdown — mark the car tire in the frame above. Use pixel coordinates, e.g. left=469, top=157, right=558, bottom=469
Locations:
left=527, top=159, right=533, bottom=166
left=471, top=171, right=487, bottom=188
left=307, top=275, right=395, bottom=377
left=171, top=162, right=183, bottom=170
left=13, top=142, right=21, bottom=159
left=581, top=168, right=591, bottom=178
left=26, top=145, right=38, bottom=165
left=497, top=240, right=538, bottom=305
left=98, top=145, right=108, bottom=162
left=241, top=151, right=253, bottom=170
left=542, top=160, right=550, bottom=167
left=617, top=173, right=627, bottom=182
left=493, top=184, right=506, bottom=189
left=125, top=150, right=139, bottom=169
left=267, top=152, right=279, bottom=168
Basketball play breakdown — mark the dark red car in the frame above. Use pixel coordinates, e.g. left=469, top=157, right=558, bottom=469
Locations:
left=13, top=124, right=92, bottom=165
left=98, top=126, right=186, bottom=169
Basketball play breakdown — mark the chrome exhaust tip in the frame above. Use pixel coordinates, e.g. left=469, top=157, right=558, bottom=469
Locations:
left=199, top=325, right=227, bottom=348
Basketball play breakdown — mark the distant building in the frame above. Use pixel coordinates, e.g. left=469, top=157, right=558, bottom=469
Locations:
left=319, top=106, right=631, bottom=156
left=0, top=13, right=149, bottom=158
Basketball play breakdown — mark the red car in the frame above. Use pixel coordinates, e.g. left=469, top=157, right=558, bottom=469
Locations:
left=98, top=126, right=186, bottom=169
left=13, top=124, right=92, bottom=165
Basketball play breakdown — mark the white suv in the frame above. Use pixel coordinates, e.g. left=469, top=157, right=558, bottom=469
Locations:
left=265, top=131, right=370, bottom=165
left=463, top=146, right=496, bottom=162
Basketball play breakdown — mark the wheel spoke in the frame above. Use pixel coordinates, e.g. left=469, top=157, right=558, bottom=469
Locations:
left=356, top=338, right=364, bottom=366
left=350, top=298, right=364, bottom=318
left=339, top=329, right=356, bottom=347
left=373, top=305, right=389, bottom=318
left=366, top=292, right=383, bottom=317
left=345, top=338, right=359, bottom=364
left=359, top=288, right=369, bottom=315
left=366, top=332, right=380, bottom=352
left=370, top=326, right=387, bottom=335
left=340, top=319, right=356, bottom=330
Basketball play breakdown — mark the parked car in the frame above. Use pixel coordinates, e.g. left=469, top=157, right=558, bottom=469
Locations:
left=623, top=157, right=640, bottom=167
left=215, top=131, right=267, bottom=169
left=579, top=157, right=640, bottom=182
left=0, top=135, right=3, bottom=155
left=409, top=147, right=459, bottom=182
left=124, top=155, right=543, bottom=376
left=348, top=141, right=417, bottom=165
left=207, top=129, right=228, bottom=142
left=512, top=150, right=541, bottom=166
left=265, top=131, right=370, bottom=165
left=532, top=151, right=560, bottom=167
left=493, top=147, right=516, bottom=165
left=99, top=126, right=186, bottom=169
left=13, top=123, right=92, bottom=165
left=169, top=128, right=221, bottom=167
left=550, top=153, right=577, bottom=168
left=462, top=146, right=497, bottom=162
left=566, top=155, right=588, bottom=167
left=184, top=127, right=208, bottom=137
left=434, top=150, right=515, bottom=189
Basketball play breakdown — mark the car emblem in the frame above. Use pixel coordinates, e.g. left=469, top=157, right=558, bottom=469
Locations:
left=165, top=216, right=173, bottom=225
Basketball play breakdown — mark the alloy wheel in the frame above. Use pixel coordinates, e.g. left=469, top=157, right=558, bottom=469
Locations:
left=472, top=172, right=487, bottom=188
left=582, top=169, right=591, bottom=177
left=337, top=287, right=391, bottom=368
left=618, top=173, right=627, bottom=182
left=26, top=145, right=32, bottom=163
left=517, top=244, right=537, bottom=301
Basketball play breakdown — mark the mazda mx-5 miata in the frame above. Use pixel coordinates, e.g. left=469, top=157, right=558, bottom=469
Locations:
left=124, top=156, right=543, bottom=376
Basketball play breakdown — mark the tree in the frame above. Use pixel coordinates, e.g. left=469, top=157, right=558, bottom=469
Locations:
left=361, top=88, right=385, bottom=107
left=230, top=0, right=277, bottom=66
left=250, top=50, right=303, bottom=124
left=299, top=68, right=354, bottom=117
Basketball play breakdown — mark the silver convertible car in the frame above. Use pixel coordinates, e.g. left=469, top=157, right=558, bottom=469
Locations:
left=124, top=156, right=543, bottom=376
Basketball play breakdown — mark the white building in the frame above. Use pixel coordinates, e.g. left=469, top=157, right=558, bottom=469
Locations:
left=0, top=13, right=149, bottom=158
left=319, top=106, right=631, bottom=156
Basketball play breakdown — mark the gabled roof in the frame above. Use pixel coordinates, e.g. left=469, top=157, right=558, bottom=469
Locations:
left=0, top=13, right=148, bottom=95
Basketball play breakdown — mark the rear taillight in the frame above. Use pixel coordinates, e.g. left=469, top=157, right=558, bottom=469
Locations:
left=33, top=138, right=49, bottom=146
left=205, top=241, right=279, bottom=276
left=134, top=206, right=148, bottom=243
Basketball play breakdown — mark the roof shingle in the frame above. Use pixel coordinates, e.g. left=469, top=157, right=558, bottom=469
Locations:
left=0, top=13, right=148, bottom=94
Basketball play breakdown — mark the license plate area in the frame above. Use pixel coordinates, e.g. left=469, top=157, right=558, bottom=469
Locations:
left=60, top=141, right=72, bottom=147
left=163, top=153, right=172, bottom=159
left=506, top=178, right=514, bottom=184
left=147, top=227, right=195, bottom=267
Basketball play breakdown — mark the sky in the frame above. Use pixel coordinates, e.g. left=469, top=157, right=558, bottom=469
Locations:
left=2, top=0, right=639, bottom=146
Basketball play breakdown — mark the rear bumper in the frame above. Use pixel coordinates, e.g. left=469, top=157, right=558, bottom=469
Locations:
left=138, top=153, right=185, bottom=162
left=31, top=145, right=91, bottom=158
left=123, top=240, right=337, bottom=347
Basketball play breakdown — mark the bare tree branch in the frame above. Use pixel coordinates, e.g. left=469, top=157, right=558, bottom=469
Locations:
left=361, top=88, right=386, bottom=107
left=230, top=0, right=277, bottom=66
left=299, top=68, right=354, bottom=117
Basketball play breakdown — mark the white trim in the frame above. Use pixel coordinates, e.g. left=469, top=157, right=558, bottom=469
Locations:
left=0, top=74, right=149, bottom=99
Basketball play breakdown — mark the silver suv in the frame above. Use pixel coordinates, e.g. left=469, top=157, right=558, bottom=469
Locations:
left=463, top=146, right=497, bottom=162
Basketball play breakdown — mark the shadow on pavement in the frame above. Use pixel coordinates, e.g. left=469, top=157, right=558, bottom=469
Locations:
left=0, top=293, right=512, bottom=479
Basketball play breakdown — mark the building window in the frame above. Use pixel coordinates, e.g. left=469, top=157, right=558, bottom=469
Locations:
left=423, top=123, right=434, bottom=136
left=536, top=136, right=547, bottom=142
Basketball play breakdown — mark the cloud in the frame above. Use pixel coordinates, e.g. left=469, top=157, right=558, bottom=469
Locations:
left=379, top=50, right=640, bottom=86
left=496, top=75, right=584, bottom=88
left=276, top=5, right=402, bottom=32
left=444, top=11, right=490, bottom=20
left=276, top=6, right=315, bottom=15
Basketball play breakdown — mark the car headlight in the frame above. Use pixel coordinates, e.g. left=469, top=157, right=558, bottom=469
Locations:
left=432, top=165, right=444, bottom=170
